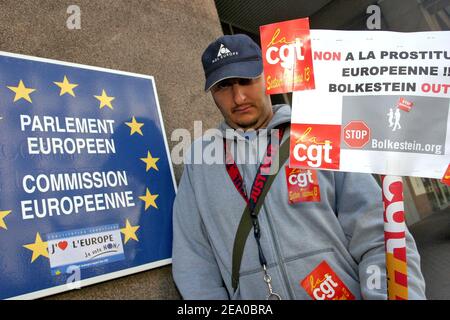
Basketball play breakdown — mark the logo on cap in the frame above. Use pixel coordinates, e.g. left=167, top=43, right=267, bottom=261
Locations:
left=212, top=44, right=238, bottom=63
left=217, top=44, right=231, bottom=57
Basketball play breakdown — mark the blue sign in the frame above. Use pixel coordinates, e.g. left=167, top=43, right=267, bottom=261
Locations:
left=0, top=52, right=177, bottom=299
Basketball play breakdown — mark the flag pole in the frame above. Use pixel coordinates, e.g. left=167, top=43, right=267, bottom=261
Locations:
left=381, top=175, right=408, bottom=300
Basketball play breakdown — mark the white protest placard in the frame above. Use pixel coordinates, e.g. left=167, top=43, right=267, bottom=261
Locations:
left=290, top=30, right=450, bottom=179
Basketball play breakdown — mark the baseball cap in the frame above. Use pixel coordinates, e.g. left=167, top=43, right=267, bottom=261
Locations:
left=201, top=34, right=263, bottom=91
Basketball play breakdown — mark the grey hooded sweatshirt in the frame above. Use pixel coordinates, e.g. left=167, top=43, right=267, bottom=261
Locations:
left=172, top=104, right=426, bottom=300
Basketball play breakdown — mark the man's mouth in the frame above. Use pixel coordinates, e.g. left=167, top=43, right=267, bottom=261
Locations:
left=233, top=104, right=253, bottom=113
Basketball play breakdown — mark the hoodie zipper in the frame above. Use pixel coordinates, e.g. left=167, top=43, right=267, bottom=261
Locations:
left=262, top=201, right=295, bottom=299
left=259, top=125, right=294, bottom=299
left=237, top=120, right=294, bottom=299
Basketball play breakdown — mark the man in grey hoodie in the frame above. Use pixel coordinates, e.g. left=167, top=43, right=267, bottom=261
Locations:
left=172, top=34, right=426, bottom=300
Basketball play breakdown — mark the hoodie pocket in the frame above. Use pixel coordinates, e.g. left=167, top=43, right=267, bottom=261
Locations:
left=284, top=247, right=362, bottom=300
left=235, top=263, right=287, bottom=300
left=231, top=284, right=241, bottom=300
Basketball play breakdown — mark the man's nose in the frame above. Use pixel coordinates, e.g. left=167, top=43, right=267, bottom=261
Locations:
left=232, top=84, right=247, bottom=104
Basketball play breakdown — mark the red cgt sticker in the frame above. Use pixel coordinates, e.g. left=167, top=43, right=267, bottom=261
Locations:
left=285, top=166, right=320, bottom=204
left=260, top=17, right=315, bottom=95
left=289, top=123, right=341, bottom=170
left=301, top=261, right=355, bottom=300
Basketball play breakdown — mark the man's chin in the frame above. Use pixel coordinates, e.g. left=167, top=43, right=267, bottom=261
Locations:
left=235, top=120, right=259, bottom=130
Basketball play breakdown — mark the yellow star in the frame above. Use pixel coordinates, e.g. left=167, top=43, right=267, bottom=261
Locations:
left=94, top=89, right=115, bottom=109
left=140, top=151, right=159, bottom=172
left=120, top=219, right=140, bottom=244
left=125, top=116, right=144, bottom=136
left=7, top=80, right=36, bottom=103
left=139, top=188, right=159, bottom=210
left=0, top=210, right=12, bottom=230
left=54, top=75, right=78, bottom=97
left=23, top=233, right=49, bottom=263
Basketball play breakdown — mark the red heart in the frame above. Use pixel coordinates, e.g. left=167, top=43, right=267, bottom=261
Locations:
left=58, top=241, right=68, bottom=250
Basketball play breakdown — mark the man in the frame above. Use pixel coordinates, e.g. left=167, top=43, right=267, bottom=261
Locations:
left=172, top=34, right=426, bottom=299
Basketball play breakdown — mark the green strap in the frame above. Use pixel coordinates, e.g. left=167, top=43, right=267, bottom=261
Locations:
left=231, top=135, right=291, bottom=291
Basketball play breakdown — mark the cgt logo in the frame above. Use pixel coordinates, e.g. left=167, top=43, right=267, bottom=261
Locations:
left=290, top=124, right=341, bottom=170
left=285, top=167, right=320, bottom=203
left=259, top=17, right=315, bottom=94
left=288, top=169, right=314, bottom=187
left=265, top=28, right=305, bottom=69
left=301, top=261, right=355, bottom=300
left=312, top=274, right=339, bottom=300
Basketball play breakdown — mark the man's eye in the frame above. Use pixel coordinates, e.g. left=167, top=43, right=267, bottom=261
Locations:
left=216, top=81, right=232, bottom=89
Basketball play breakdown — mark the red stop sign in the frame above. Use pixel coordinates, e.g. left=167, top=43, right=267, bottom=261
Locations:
left=343, top=121, right=370, bottom=148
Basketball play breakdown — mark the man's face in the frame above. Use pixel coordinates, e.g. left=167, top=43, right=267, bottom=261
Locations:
left=210, top=75, right=273, bottom=131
